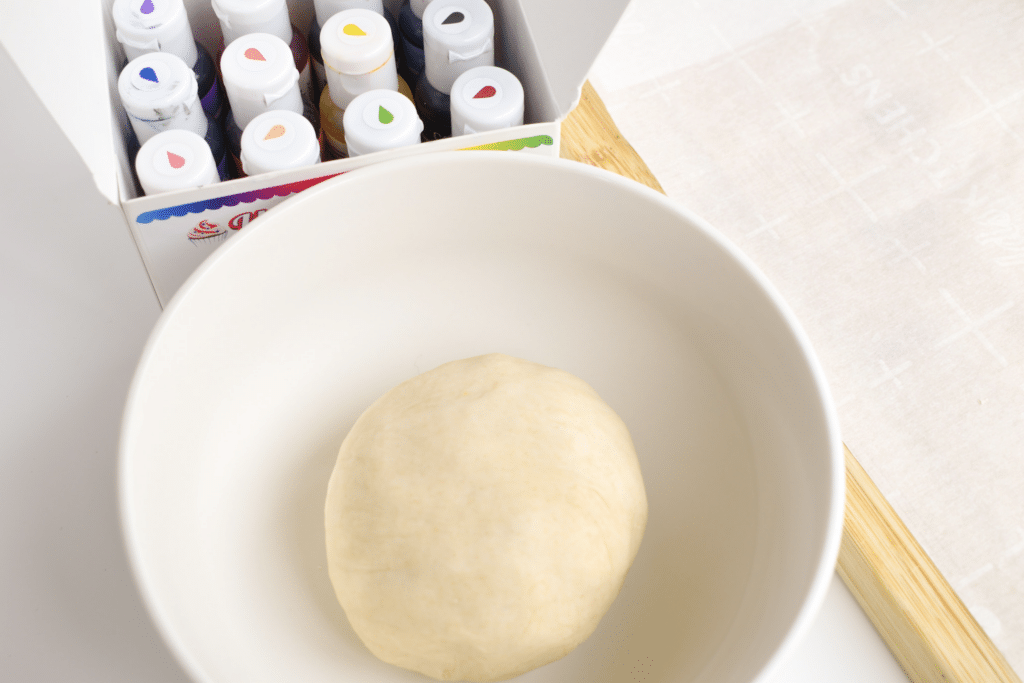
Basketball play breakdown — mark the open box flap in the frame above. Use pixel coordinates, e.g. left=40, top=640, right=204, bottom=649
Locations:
left=0, top=1, right=120, bottom=205
left=516, top=0, right=631, bottom=118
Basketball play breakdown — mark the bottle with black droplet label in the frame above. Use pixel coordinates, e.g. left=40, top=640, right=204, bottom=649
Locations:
left=136, top=129, right=220, bottom=196
left=416, top=0, right=494, bottom=141
left=212, top=0, right=318, bottom=130
left=112, top=0, right=229, bottom=125
left=119, top=52, right=232, bottom=180
left=221, top=33, right=308, bottom=172
left=318, top=8, right=413, bottom=159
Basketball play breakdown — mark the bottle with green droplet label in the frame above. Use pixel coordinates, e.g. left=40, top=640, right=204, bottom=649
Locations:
left=319, top=8, right=413, bottom=159
left=343, top=89, right=423, bottom=156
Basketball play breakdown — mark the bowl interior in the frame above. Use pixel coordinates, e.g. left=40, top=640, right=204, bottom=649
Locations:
left=121, top=152, right=842, bottom=683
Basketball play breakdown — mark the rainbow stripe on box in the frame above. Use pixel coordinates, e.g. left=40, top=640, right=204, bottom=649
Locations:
left=135, top=172, right=345, bottom=224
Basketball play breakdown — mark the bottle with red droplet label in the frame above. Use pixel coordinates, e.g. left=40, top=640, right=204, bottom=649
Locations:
left=221, top=33, right=309, bottom=172
left=111, top=0, right=228, bottom=125
left=343, top=89, right=423, bottom=156
left=211, top=0, right=318, bottom=130
left=416, top=0, right=494, bottom=141
left=318, top=8, right=413, bottom=159
left=118, top=52, right=232, bottom=181
left=136, top=129, right=220, bottom=195
left=240, top=110, right=321, bottom=176
left=450, top=66, right=523, bottom=136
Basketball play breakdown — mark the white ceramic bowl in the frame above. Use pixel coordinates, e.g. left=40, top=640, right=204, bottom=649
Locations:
left=120, top=151, right=844, bottom=683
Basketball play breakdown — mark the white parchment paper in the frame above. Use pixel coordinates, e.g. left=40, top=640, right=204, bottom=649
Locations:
left=590, top=0, right=1024, bottom=673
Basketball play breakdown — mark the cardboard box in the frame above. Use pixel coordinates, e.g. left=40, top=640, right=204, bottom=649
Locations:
left=0, top=0, right=629, bottom=306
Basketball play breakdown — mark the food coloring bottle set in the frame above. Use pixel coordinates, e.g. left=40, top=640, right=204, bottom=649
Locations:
left=112, top=0, right=527, bottom=195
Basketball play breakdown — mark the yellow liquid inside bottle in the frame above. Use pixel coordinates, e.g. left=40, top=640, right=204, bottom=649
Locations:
left=320, top=76, right=414, bottom=160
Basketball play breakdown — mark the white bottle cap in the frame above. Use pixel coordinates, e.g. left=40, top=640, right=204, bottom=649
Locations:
left=422, top=0, right=494, bottom=94
left=119, top=52, right=208, bottom=145
left=314, top=0, right=384, bottom=27
left=450, top=66, right=524, bottom=136
left=112, top=0, right=199, bottom=67
left=343, top=89, right=423, bottom=156
left=410, top=0, right=430, bottom=19
left=221, top=33, right=304, bottom=130
left=240, top=110, right=321, bottom=175
left=321, top=9, right=399, bottom=111
left=212, top=0, right=293, bottom=46
left=136, top=129, right=219, bottom=195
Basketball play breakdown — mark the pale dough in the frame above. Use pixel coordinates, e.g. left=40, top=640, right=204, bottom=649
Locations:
left=324, top=354, right=647, bottom=681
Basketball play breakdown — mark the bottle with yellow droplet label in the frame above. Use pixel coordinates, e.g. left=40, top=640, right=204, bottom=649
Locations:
left=319, top=8, right=412, bottom=159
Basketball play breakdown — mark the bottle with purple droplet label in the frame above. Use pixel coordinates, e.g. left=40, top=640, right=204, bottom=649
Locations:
left=112, top=0, right=229, bottom=125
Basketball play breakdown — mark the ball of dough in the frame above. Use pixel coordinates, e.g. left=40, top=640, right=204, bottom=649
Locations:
left=324, top=354, right=647, bottom=681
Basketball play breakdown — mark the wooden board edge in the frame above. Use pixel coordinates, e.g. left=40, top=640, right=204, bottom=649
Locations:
left=560, top=80, right=1022, bottom=683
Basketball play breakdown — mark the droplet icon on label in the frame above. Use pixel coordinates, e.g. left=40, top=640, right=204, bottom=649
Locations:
left=244, top=48, right=266, bottom=61
left=343, top=23, right=366, bottom=36
left=264, top=124, right=286, bottom=140
left=473, top=85, right=496, bottom=99
left=442, top=11, right=465, bottom=25
left=167, top=151, right=185, bottom=169
left=140, top=0, right=155, bottom=14
left=379, top=106, right=394, bottom=124
left=139, top=67, right=159, bottom=83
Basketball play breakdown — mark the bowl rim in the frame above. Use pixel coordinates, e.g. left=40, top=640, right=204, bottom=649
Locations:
left=119, top=150, right=845, bottom=683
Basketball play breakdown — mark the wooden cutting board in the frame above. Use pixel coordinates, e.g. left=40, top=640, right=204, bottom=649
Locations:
left=559, top=81, right=1022, bottom=683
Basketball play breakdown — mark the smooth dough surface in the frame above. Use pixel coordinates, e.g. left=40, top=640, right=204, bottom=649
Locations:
left=325, top=354, right=647, bottom=681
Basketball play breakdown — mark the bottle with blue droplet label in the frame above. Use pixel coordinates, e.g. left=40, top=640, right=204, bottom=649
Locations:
left=416, top=0, right=494, bottom=141
left=112, top=0, right=228, bottom=125
left=118, top=52, right=232, bottom=181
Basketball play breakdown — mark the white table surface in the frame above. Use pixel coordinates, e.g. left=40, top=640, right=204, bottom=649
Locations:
left=0, top=29, right=908, bottom=683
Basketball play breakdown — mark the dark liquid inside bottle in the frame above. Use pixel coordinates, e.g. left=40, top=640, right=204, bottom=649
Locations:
left=194, top=43, right=229, bottom=125
left=414, top=75, right=451, bottom=141
left=398, top=1, right=424, bottom=86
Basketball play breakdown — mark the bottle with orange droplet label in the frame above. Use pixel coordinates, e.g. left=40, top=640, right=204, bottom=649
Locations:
left=318, top=8, right=412, bottom=159
left=221, top=33, right=309, bottom=172
left=240, top=110, right=321, bottom=176
left=136, top=129, right=220, bottom=195
left=343, top=89, right=423, bottom=156
left=211, top=0, right=317, bottom=130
